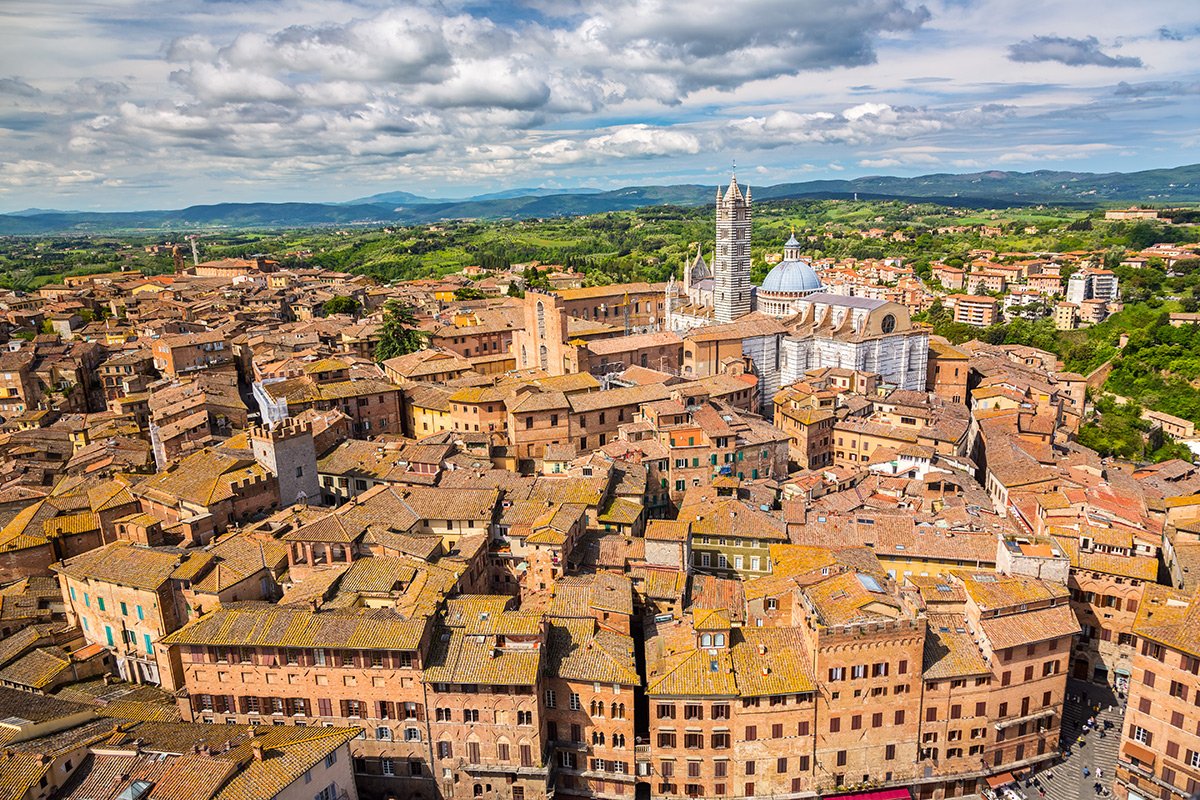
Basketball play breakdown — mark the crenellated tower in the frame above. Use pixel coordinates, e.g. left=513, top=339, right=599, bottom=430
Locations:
left=713, top=174, right=752, bottom=322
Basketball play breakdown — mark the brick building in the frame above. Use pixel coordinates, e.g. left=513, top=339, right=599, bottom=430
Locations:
left=152, top=331, right=233, bottom=376
left=1115, top=583, right=1200, bottom=800
left=54, top=541, right=187, bottom=685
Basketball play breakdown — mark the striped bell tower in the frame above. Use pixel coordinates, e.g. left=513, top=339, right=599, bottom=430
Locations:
left=713, top=174, right=751, bottom=322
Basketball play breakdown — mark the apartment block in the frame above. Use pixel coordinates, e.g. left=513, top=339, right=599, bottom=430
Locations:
left=947, top=295, right=1000, bottom=328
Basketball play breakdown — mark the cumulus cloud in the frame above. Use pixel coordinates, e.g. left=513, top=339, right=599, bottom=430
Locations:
left=4, top=0, right=1199, bottom=206
left=1007, top=35, right=1142, bottom=68
left=725, top=103, right=1013, bottom=149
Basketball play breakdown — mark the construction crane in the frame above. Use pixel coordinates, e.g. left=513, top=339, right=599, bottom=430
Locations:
left=610, top=290, right=633, bottom=335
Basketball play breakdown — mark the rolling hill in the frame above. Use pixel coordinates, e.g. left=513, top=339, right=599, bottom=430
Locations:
left=4, top=164, right=1198, bottom=234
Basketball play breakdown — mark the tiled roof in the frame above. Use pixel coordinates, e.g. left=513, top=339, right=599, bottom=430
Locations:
left=0, top=751, right=52, bottom=800
left=803, top=571, right=904, bottom=627
left=214, top=726, right=361, bottom=800
left=424, top=624, right=542, bottom=685
left=979, top=604, right=1080, bottom=649
left=923, top=614, right=989, bottom=679
left=55, top=541, right=184, bottom=591
left=546, top=618, right=639, bottom=684
left=0, top=646, right=70, bottom=689
left=1133, top=584, right=1200, bottom=657
left=162, top=603, right=429, bottom=651
left=956, top=570, right=1068, bottom=610
left=732, top=627, right=816, bottom=696
left=135, top=448, right=267, bottom=506
left=645, top=520, right=689, bottom=542
left=645, top=619, right=738, bottom=697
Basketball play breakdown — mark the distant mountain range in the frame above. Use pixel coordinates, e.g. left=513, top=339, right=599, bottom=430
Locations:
left=341, top=187, right=606, bottom=205
left=4, top=164, right=1199, bottom=234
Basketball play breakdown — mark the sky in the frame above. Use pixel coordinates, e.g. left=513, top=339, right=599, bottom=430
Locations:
left=2, top=0, right=1199, bottom=211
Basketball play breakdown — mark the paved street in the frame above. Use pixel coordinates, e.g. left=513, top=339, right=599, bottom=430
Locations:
left=1032, top=680, right=1124, bottom=800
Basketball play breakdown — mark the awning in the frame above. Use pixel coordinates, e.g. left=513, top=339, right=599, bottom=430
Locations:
left=1123, top=741, right=1156, bottom=766
left=986, top=772, right=1017, bottom=789
left=1114, top=668, right=1131, bottom=676
left=823, top=791, right=910, bottom=800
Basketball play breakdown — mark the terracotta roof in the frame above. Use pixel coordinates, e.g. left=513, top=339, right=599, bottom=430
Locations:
left=545, top=618, right=638, bottom=684
left=923, top=613, right=989, bottom=679
left=55, top=541, right=184, bottom=591
left=978, top=604, right=1080, bottom=649
left=162, top=603, right=428, bottom=651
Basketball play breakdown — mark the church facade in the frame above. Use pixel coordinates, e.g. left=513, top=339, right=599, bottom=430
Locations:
left=665, top=174, right=929, bottom=393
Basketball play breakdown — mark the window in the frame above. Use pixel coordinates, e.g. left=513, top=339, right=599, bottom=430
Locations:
left=405, top=728, right=421, bottom=741
left=745, top=725, right=756, bottom=741
left=545, top=690, right=556, bottom=708
left=1132, top=726, right=1151, bottom=745
left=569, top=692, right=581, bottom=711
left=658, top=732, right=676, bottom=748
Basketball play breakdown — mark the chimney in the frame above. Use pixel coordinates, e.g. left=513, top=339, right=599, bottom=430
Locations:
left=251, top=742, right=263, bottom=761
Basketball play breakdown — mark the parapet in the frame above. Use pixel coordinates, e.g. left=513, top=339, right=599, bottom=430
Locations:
left=248, top=418, right=314, bottom=443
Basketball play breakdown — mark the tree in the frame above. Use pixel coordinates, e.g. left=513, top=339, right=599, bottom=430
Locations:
left=323, top=295, right=361, bottom=316
left=374, top=301, right=427, bottom=362
left=454, top=286, right=484, bottom=301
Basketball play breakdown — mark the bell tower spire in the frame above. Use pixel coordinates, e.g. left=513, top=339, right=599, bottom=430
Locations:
left=713, top=170, right=752, bottom=323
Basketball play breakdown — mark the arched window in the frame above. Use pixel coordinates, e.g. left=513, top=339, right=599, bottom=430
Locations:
left=714, top=633, right=726, bottom=647
left=536, top=301, right=546, bottom=340
left=700, top=633, right=712, bottom=647
left=474, top=785, right=483, bottom=797
left=539, top=344, right=548, bottom=370
left=521, top=344, right=527, bottom=365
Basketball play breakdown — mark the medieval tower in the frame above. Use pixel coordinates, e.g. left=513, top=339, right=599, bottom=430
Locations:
left=713, top=174, right=752, bottom=322
left=250, top=419, right=321, bottom=507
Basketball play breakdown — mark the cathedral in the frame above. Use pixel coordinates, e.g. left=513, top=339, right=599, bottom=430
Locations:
left=664, top=173, right=929, bottom=392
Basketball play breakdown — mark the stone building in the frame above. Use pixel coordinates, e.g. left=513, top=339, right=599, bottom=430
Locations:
left=780, top=294, right=930, bottom=392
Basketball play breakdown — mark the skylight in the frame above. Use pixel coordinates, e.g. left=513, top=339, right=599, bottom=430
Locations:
left=857, top=574, right=883, bottom=593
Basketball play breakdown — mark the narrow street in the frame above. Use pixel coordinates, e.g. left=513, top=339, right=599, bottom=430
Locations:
left=1036, top=680, right=1124, bottom=800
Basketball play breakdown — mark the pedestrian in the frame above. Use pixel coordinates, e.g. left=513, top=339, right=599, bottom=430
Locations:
left=1098, top=768, right=1102, bottom=778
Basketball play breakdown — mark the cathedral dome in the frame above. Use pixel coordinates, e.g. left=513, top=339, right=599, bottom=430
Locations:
left=761, top=258, right=822, bottom=295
